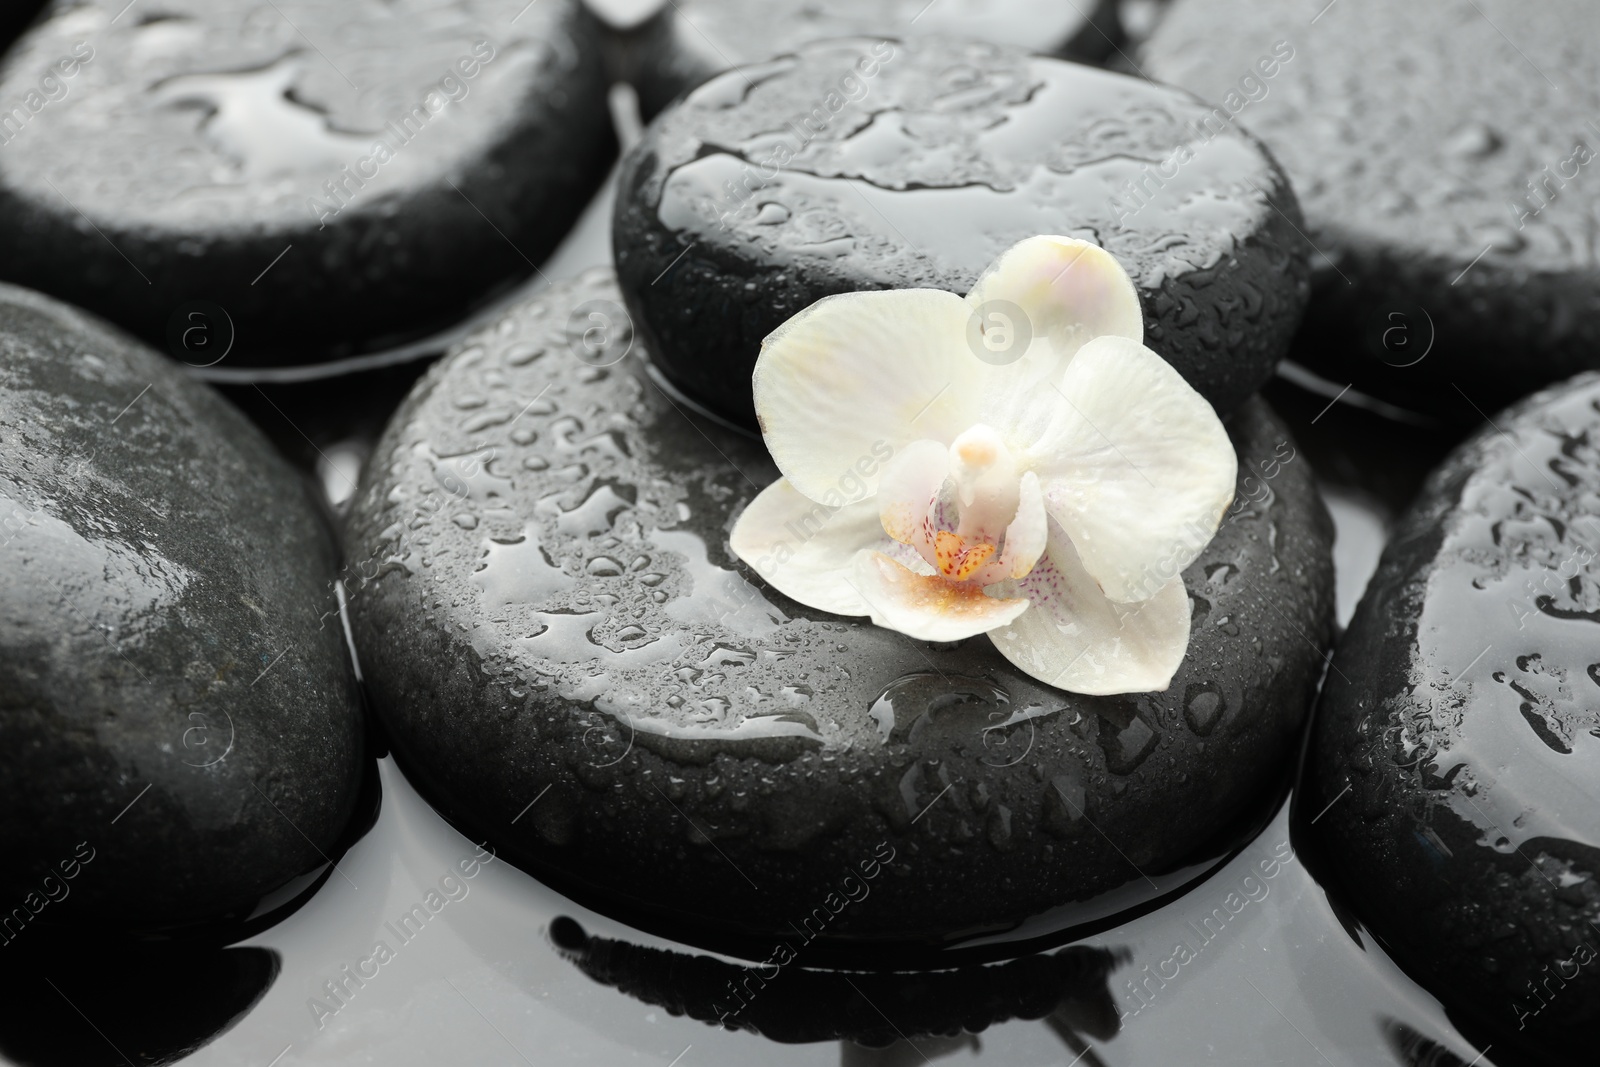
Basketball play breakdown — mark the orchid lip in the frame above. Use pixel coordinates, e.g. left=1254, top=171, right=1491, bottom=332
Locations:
left=876, top=424, right=1034, bottom=587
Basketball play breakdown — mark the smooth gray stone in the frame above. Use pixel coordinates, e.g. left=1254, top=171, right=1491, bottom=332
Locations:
left=1143, top=0, right=1600, bottom=415
left=344, top=268, right=1335, bottom=953
left=594, top=0, right=1121, bottom=119
left=0, top=0, right=614, bottom=366
left=0, top=284, right=364, bottom=935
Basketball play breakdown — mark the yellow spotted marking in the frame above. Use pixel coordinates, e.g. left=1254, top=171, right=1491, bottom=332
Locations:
left=933, top=530, right=997, bottom=581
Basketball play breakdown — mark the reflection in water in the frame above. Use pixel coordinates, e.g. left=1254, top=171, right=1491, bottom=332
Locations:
left=0, top=943, right=279, bottom=1066
left=551, top=916, right=1124, bottom=1060
left=839, top=1036, right=977, bottom=1065
left=59, top=760, right=1488, bottom=1065
left=1381, top=1019, right=1469, bottom=1067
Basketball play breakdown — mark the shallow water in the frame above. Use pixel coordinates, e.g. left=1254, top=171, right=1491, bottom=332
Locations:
left=1, top=99, right=1500, bottom=1065
left=3, top=751, right=1478, bottom=1067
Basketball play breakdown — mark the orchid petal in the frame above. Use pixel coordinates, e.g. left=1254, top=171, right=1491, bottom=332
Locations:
left=851, top=552, right=1030, bottom=643
left=728, top=478, right=886, bottom=616
left=964, top=235, right=1143, bottom=378
left=972, top=471, right=1046, bottom=585
left=753, top=289, right=978, bottom=501
left=987, top=527, right=1191, bottom=694
left=1025, top=335, right=1236, bottom=604
left=876, top=438, right=949, bottom=555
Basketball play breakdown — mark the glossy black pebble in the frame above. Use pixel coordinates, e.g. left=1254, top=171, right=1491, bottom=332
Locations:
left=614, top=35, right=1310, bottom=429
left=0, top=0, right=614, bottom=367
left=344, top=268, right=1334, bottom=957
left=1304, top=372, right=1600, bottom=1062
left=1144, top=0, right=1600, bottom=415
left=0, top=1, right=46, bottom=54
left=0, top=284, right=364, bottom=934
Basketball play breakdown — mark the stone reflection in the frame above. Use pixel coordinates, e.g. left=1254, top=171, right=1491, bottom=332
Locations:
left=0, top=941, right=279, bottom=1066
left=551, top=916, right=1124, bottom=1060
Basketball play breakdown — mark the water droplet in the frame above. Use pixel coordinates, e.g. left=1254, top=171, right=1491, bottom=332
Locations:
left=1096, top=705, right=1159, bottom=774
left=986, top=805, right=1013, bottom=850
left=1442, top=120, right=1502, bottom=160
left=700, top=643, right=756, bottom=668
left=1183, top=682, right=1226, bottom=736
left=538, top=481, right=636, bottom=536
left=867, top=672, right=1014, bottom=748
left=503, top=342, right=544, bottom=366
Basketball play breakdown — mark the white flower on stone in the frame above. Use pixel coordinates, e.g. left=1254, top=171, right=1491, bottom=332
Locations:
left=729, top=236, right=1237, bottom=695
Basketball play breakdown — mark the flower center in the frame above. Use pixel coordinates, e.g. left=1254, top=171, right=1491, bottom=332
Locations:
left=879, top=424, right=1036, bottom=587
left=934, top=530, right=995, bottom=580
left=949, top=424, right=1019, bottom=544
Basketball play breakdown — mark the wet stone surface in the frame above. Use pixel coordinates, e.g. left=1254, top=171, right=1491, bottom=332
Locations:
left=0, top=1, right=46, bottom=55
left=0, top=0, right=613, bottom=366
left=344, top=268, right=1335, bottom=955
left=1304, top=372, right=1600, bottom=1062
left=614, top=36, right=1310, bottom=430
left=598, top=0, right=1121, bottom=120
left=0, top=284, right=365, bottom=934
left=1144, top=0, right=1600, bottom=414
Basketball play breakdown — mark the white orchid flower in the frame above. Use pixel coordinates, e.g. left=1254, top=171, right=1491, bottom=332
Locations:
left=729, top=236, right=1237, bottom=695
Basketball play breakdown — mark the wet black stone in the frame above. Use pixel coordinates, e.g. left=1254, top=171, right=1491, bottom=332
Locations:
left=0, top=284, right=365, bottom=934
left=613, top=36, right=1310, bottom=429
left=1303, top=373, right=1600, bottom=1062
left=596, top=0, right=1121, bottom=120
left=0, top=0, right=614, bottom=367
left=1143, top=0, right=1600, bottom=416
left=344, top=269, right=1335, bottom=956
left=0, top=1, right=47, bottom=53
